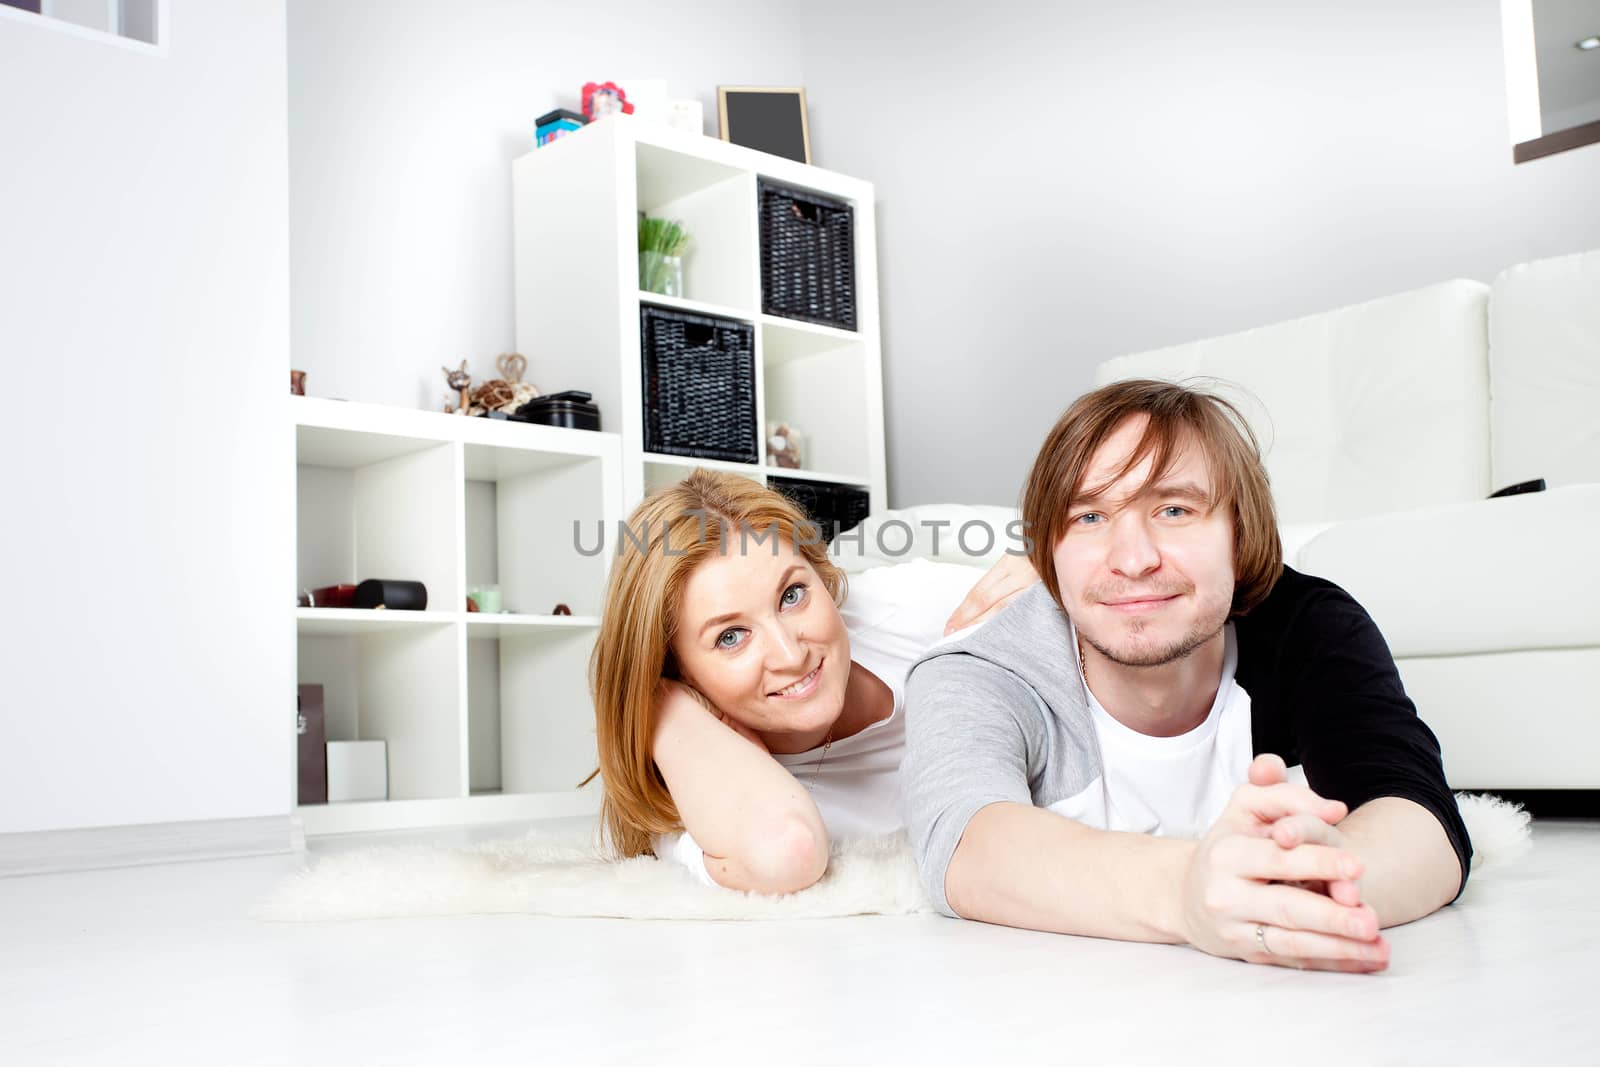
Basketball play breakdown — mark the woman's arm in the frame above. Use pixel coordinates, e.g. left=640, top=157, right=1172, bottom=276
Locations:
left=651, top=680, right=829, bottom=894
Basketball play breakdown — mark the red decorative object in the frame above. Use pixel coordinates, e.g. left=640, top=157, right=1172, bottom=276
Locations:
left=466, top=597, right=480, bottom=613
left=581, top=82, right=634, bottom=122
left=553, top=603, right=572, bottom=616
left=308, top=584, right=358, bottom=608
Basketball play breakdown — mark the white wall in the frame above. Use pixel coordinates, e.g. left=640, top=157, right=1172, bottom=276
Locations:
left=287, top=0, right=807, bottom=412
left=0, top=1, right=293, bottom=834
left=802, top=0, right=1600, bottom=506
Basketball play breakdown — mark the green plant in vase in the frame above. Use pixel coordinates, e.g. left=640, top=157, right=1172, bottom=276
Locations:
left=639, top=216, right=689, bottom=297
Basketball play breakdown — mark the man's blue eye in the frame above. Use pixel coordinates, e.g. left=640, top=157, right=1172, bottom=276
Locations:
left=1074, top=513, right=1102, bottom=525
left=1160, top=506, right=1189, bottom=518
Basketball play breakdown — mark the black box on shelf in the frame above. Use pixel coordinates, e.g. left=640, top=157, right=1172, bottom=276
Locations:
left=758, top=181, right=857, bottom=332
left=640, top=305, right=758, bottom=463
left=768, top=476, right=870, bottom=544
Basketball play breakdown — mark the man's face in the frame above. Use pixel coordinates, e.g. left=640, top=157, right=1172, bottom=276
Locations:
left=1052, top=415, right=1235, bottom=668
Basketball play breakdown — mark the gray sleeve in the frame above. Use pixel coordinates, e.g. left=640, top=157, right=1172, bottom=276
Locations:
left=900, top=653, right=1040, bottom=917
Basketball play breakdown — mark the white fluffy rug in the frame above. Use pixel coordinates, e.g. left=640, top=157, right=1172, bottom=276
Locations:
left=256, top=793, right=1530, bottom=923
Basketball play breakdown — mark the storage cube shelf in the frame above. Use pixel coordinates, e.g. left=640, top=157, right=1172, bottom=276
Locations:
left=292, top=396, right=620, bottom=835
left=290, top=121, right=886, bottom=836
left=512, top=114, right=886, bottom=515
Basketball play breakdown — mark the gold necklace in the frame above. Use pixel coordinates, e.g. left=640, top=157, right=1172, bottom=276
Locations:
left=808, top=723, right=837, bottom=782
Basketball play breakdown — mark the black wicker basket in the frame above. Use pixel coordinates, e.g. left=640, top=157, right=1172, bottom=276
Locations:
left=640, top=305, right=758, bottom=464
left=768, top=476, right=871, bottom=544
left=758, top=181, right=857, bottom=332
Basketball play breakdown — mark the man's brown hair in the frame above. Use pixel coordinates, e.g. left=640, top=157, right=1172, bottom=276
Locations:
left=1022, top=379, right=1283, bottom=615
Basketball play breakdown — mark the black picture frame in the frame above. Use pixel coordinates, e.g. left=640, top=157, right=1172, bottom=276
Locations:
left=717, top=87, right=811, bottom=165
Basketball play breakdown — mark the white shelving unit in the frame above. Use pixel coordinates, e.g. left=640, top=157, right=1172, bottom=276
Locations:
left=292, top=396, right=621, bottom=835
left=290, top=120, right=887, bottom=836
left=510, top=114, right=888, bottom=515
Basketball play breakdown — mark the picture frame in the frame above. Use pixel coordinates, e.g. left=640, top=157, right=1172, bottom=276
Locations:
left=717, top=86, right=811, bottom=164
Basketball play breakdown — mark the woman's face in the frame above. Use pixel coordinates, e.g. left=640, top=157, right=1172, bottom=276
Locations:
left=669, top=542, right=851, bottom=750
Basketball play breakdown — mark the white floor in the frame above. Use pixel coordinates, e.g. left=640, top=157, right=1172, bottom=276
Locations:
left=2, top=818, right=1596, bottom=1066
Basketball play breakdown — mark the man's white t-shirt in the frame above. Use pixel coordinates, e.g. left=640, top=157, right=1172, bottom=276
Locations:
left=1046, top=620, right=1255, bottom=839
left=655, top=558, right=984, bottom=886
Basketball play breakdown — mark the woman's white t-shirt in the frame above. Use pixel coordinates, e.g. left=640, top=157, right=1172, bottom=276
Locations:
left=655, top=558, right=984, bottom=886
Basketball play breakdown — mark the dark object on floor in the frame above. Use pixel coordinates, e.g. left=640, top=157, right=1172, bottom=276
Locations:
left=1489, top=789, right=1600, bottom=818
left=640, top=305, right=758, bottom=462
left=1489, top=478, right=1546, bottom=498
left=512, top=390, right=602, bottom=431
left=353, top=579, right=428, bottom=611
left=297, top=685, right=327, bottom=806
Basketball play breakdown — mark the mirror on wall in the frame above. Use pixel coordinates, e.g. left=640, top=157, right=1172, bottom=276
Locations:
left=0, top=0, right=159, bottom=46
left=1503, top=0, right=1600, bottom=162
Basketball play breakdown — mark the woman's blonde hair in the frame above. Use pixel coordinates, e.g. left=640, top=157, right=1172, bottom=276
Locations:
left=584, top=468, right=847, bottom=858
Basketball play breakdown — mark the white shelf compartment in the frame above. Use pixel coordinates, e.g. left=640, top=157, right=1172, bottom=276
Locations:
left=468, top=623, right=605, bottom=801
left=758, top=319, right=871, bottom=483
left=296, top=619, right=463, bottom=804
left=293, top=395, right=622, bottom=835
left=634, top=140, right=756, bottom=313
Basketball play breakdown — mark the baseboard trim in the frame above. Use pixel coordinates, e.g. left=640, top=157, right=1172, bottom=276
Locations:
left=0, top=815, right=302, bottom=878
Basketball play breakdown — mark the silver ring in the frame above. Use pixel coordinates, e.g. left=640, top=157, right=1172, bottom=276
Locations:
left=1255, top=923, right=1273, bottom=956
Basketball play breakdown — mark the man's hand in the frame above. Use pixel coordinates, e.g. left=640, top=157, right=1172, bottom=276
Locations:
left=944, top=553, right=1040, bottom=635
left=1250, top=753, right=1363, bottom=907
left=655, top=679, right=769, bottom=752
left=1180, top=755, right=1388, bottom=972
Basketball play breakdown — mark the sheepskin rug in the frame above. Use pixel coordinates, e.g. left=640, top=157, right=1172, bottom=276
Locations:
left=257, top=793, right=1530, bottom=923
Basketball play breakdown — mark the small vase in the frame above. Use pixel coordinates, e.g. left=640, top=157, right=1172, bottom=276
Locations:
left=640, top=251, right=684, bottom=297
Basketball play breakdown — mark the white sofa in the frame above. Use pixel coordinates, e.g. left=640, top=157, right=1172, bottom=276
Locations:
left=854, top=247, right=1600, bottom=791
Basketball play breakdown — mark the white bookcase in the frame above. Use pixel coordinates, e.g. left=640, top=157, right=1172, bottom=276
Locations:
left=510, top=113, right=888, bottom=514
left=292, top=396, right=622, bottom=835
left=291, top=118, right=887, bottom=836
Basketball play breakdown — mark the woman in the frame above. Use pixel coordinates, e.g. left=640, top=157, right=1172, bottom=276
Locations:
left=587, top=469, right=1025, bottom=894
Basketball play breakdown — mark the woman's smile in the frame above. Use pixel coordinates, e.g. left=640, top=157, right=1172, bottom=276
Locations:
left=769, top=659, right=824, bottom=700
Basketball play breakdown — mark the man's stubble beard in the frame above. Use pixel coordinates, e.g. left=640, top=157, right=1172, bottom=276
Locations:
left=1078, top=591, right=1232, bottom=670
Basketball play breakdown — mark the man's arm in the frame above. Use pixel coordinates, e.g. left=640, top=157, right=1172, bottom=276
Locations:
left=903, top=658, right=1385, bottom=969
left=945, top=801, right=1192, bottom=941
left=1271, top=582, right=1473, bottom=917
left=1270, top=795, right=1463, bottom=927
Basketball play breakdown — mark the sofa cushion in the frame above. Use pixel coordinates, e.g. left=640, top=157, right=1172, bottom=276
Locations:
left=1489, top=246, right=1600, bottom=490
left=1293, top=484, right=1600, bottom=657
left=1096, top=280, right=1492, bottom=526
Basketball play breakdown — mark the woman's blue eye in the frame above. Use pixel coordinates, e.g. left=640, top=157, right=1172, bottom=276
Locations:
left=781, top=582, right=807, bottom=607
left=716, top=628, right=746, bottom=650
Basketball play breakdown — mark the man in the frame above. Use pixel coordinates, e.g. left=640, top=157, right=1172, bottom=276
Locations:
left=902, top=380, right=1470, bottom=972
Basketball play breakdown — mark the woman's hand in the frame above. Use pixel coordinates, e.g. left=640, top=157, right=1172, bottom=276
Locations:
left=944, top=552, right=1040, bottom=635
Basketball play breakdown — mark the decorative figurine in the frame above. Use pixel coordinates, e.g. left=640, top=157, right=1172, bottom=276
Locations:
left=766, top=422, right=804, bottom=469
left=553, top=603, right=572, bottom=616
left=290, top=370, right=306, bottom=396
left=442, top=360, right=472, bottom=414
